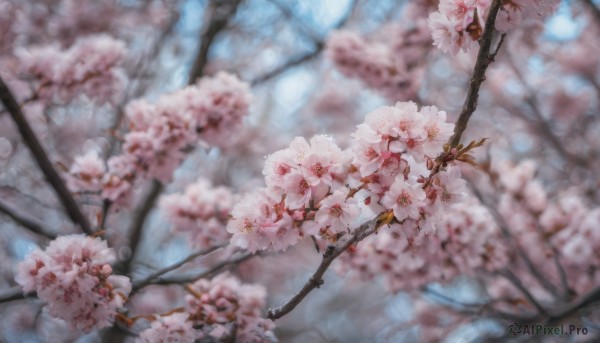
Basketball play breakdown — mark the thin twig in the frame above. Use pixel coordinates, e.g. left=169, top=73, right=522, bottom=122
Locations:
left=448, top=0, right=505, bottom=148
left=131, top=243, right=228, bottom=292
left=266, top=218, right=377, bottom=320
left=500, top=270, right=548, bottom=316
left=0, top=287, right=27, bottom=304
left=422, top=286, right=536, bottom=321
left=250, top=0, right=357, bottom=86
left=121, top=180, right=163, bottom=274
left=546, top=285, right=600, bottom=324
left=265, top=0, right=321, bottom=42
left=143, top=251, right=256, bottom=287
left=0, top=199, right=56, bottom=239
left=0, top=76, right=92, bottom=235
left=122, top=0, right=241, bottom=275
left=505, top=57, right=588, bottom=168
left=266, top=2, right=506, bottom=322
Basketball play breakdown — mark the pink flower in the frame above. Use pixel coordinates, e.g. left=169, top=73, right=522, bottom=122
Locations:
left=67, top=150, right=106, bottom=193
left=185, top=273, right=276, bottom=342
left=284, top=171, right=313, bottom=209
left=226, top=189, right=282, bottom=253
left=433, top=166, right=466, bottom=205
left=137, top=313, right=197, bottom=343
left=420, top=106, right=455, bottom=156
left=160, top=178, right=234, bottom=249
left=19, top=34, right=127, bottom=104
left=429, top=11, right=468, bottom=56
left=381, top=180, right=426, bottom=221
left=314, top=189, right=360, bottom=234
left=15, top=235, right=131, bottom=332
left=439, top=0, right=479, bottom=31
left=263, top=149, right=296, bottom=190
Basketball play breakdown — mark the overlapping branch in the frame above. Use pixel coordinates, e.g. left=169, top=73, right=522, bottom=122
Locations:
left=266, top=0, right=506, bottom=322
left=0, top=76, right=92, bottom=235
left=131, top=243, right=228, bottom=293
left=250, top=0, right=357, bottom=86
left=0, top=199, right=56, bottom=239
left=123, top=0, right=241, bottom=275
left=138, top=251, right=255, bottom=287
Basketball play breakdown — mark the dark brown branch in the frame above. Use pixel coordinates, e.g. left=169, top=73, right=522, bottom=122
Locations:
left=547, top=285, right=600, bottom=324
left=131, top=243, right=228, bottom=292
left=0, top=76, right=92, bottom=235
left=121, top=180, right=163, bottom=274
left=188, top=0, right=242, bottom=84
left=266, top=218, right=377, bottom=320
left=0, top=287, right=27, bottom=304
left=422, top=286, right=536, bottom=321
left=447, top=0, right=505, bottom=148
left=0, top=199, right=56, bottom=239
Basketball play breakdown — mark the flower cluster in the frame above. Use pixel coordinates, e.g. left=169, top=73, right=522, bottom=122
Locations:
left=118, top=72, right=251, bottom=183
left=160, top=178, right=235, bottom=249
left=428, top=0, right=491, bottom=56
left=227, top=135, right=355, bottom=253
left=351, top=102, right=459, bottom=225
left=15, top=235, right=131, bottom=332
left=66, top=150, right=106, bottom=193
left=227, top=102, right=466, bottom=253
left=491, top=160, right=600, bottom=297
left=66, top=72, right=251, bottom=202
left=336, top=200, right=507, bottom=292
left=325, top=6, right=431, bottom=101
left=495, top=0, right=560, bottom=33
left=17, top=34, right=126, bottom=104
left=136, top=313, right=197, bottom=343
left=428, top=0, right=560, bottom=55
left=185, top=273, right=275, bottom=342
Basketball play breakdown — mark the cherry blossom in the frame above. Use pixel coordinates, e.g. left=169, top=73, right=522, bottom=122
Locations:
left=184, top=273, right=276, bottom=342
left=136, top=313, right=197, bottom=343
left=15, top=235, right=131, bottom=332
left=160, top=178, right=235, bottom=249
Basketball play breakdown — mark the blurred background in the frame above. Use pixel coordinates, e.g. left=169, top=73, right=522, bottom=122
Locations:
left=0, top=0, right=599, bottom=342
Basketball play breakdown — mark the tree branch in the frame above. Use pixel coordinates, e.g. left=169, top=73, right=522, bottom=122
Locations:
left=266, top=218, right=377, bottom=320
left=0, top=76, right=92, bottom=235
left=447, top=0, right=505, bottom=148
left=131, top=243, right=228, bottom=292
left=139, top=251, right=255, bottom=287
left=188, top=0, right=242, bottom=84
left=122, top=0, right=242, bottom=276
left=120, top=179, right=163, bottom=274
left=0, top=286, right=27, bottom=304
left=547, top=285, right=600, bottom=324
left=0, top=199, right=56, bottom=239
